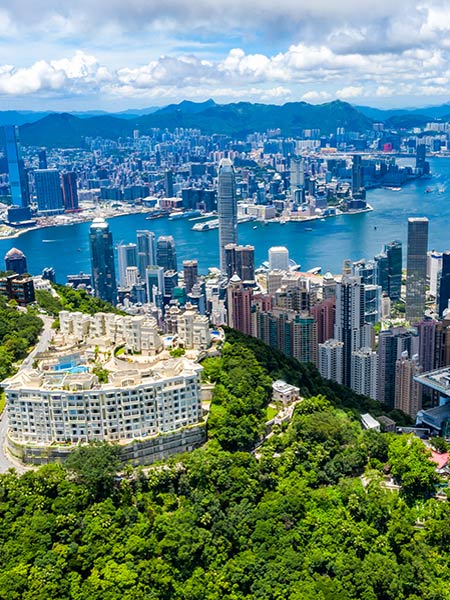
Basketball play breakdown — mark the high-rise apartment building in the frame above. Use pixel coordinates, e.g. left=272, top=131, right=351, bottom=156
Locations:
left=34, top=169, right=64, bottom=215
left=117, top=243, right=138, bottom=288
left=377, top=327, right=416, bottom=407
left=136, top=230, right=156, bottom=278
left=4, top=125, right=29, bottom=208
left=61, top=171, right=79, bottom=211
left=89, top=218, right=117, bottom=304
left=227, top=274, right=252, bottom=335
left=218, top=159, right=237, bottom=272
left=334, top=275, right=366, bottom=386
left=183, top=260, right=198, bottom=294
left=406, top=217, right=428, bottom=323
left=318, top=339, right=344, bottom=384
left=268, top=246, right=289, bottom=271
left=395, top=352, right=422, bottom=418
left=157, top=236, right=177, bottom=272
left=351, top=347, right=378, bottom=400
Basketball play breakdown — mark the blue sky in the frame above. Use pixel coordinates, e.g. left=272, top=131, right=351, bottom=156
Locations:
left=1, top=0, right=450, bottom=111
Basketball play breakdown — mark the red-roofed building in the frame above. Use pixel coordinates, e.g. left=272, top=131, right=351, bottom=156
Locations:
left=430, top=450, right=449, bottom=471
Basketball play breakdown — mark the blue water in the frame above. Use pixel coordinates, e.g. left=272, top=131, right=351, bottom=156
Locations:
left=2, top=156, right=450, bottom=280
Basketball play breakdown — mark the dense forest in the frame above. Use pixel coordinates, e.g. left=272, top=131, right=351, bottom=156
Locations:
left=35, top=285, right=123, bottom=318
left=0, top=329, right=448, bottom=598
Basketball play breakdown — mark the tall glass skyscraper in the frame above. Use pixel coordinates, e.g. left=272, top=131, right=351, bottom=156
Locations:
left=117, top=243, right=138, bottom=287
left=4, top=125, right=29, bottom=208
left=34, top=169, right=64, bottom=215
left=156, top=236, right=177, bottom=272
left=438, top=251, right=450, bottom=317
left=136, top=230, right=156, bottom=278
left=406, top=217, right=428, bottom=323
left=89, top=218, right=117, bottom=304
left=217, top=158, right=237, bottom=273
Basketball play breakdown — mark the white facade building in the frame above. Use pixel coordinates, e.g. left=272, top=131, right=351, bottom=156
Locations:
left=269, top=247, right=290, bottom=271
left=351, top=347, right=378, bottom=400
left=318, top=339, right=343, bottom=384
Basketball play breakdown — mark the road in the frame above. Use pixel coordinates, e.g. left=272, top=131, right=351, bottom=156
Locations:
left=0, top=315, right=54, bottom=474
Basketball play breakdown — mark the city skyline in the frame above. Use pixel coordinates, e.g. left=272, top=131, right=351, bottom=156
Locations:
left=3, top=1, right=450, bottom=110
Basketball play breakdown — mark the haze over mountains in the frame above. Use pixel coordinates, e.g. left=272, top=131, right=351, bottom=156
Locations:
left=2, top=99, right=450, bottom=148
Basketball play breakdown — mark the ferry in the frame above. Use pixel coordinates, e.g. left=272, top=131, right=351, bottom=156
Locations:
left=304, top=227, right=313, bottom=231
left=168, top=209, right=202, bottom=220
left=146, top=210, right=168, bottom=220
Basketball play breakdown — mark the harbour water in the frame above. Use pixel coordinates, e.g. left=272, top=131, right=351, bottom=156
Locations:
left=1, top=156, right=450, bottom=280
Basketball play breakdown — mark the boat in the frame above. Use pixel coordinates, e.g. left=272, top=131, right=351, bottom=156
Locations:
left=169, top=209, right=202, bottom=220
left=304, top=227, right=313, bottom=231
left=252, top=225, right=257, bottom=229
left=426, top=187, right=432, bottom=193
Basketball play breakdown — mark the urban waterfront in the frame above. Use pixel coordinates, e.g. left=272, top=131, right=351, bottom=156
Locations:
left=1, top=156, right=450, bottom=281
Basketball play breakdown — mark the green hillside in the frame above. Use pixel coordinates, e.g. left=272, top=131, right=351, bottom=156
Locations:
left=0, top=329, right=446, bottom=599
left=18, top=100, right=373, bottom=147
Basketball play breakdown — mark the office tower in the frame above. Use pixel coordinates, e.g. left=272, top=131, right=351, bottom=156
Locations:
left=406, top=217, right=428, bottom=323
left=377, top=327, right=416, bottom=407
left=318, top=339, right=344, bottom=384
left=89, top=217, right=117, bottom=305
left=38, top=149, right=47, bottom=170
left=61, top=172, right=79, bottom=211
left=227, top=274, right=252, bottom=335
left=163, top=270, right=179, bottom=300
left=352, top=260, right=375, bottom=285
left=429, top=250, right=443, bottom=299
left=218, top=158, right=237, bottom=272
left=363, top=284, right=382, bottom=325
left=438, top=252, right=450, bottom=317
left=351, top=348, right=378, bottom=400
left=164, top=169, right=174, bottom=197
left=351, top=155, right=363, bottom=194
left=4, top=125, right=29, bottom=208
left=374, top=252, right=389, bottom=293
left=334, top=275, right=366, bottom=387
left=225, top=244, right=255, bottom=281
left=34, top=169, right=64, bottom=215
left=385, top=240, right=402, bottom=300
left=125, top=267, right=139, bottom=288
left=183, top=260, right=198, bottom=294
left=117, top=243, right=138, bottom=287
left=416, top=143, right=429, bottom=174
left=395, top=352, right=422, bottom=418
left=311, top=298, right=335, bottom=344
left=157, top=236, right=177, bottom=272
left=4, top=248, right=27, bottom=275
left=290, top=156, right=304, bottom=191
left=145, top=265, right=164, bottom=303
left=136, top=230, right=156, bottom=278
left=268, top=246, right=289, bottom=271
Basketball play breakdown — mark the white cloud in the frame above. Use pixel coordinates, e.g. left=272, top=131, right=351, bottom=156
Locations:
left=301, top=90, right=332, bottom=102
left=336, top=86, right=365, bottom=99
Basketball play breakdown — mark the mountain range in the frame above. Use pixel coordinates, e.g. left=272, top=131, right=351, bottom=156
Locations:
left=1, top=99, right=449, bottom=147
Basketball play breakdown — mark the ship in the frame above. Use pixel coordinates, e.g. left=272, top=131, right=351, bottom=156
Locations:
left=146, top=209, right=169, bottom=220
left=169, top=210, right=202, bottom=220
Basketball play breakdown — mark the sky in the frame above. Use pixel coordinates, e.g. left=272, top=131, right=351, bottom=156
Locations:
left=2, top=0, right=450, bottom=111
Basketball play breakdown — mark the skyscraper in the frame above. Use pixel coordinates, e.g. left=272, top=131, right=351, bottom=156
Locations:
left=351, top=347, right=378, bottom=400
left=4, top=125, right=29, bottom=208
left=61, top=172, right=79, bottom=211
left=164, top=169, right=174, bottom=197
left=34, top=169, right=64, bottom=215
left=395, top=352, right=422, bottom=418
left=268, top=246, right=289, bottom=271
left=290, top=156, right=304, bottom=192
left=377, top=327, right=416, bottom=407
left=38, top=149, right=47, bottom=170
left=157, top=236, right=177, bottom=272
left=227, top=274, right=252, bottom=335
left=438, top=252, right=450, bottom=318
left=218, top=158, right=237, bottom=272
left=334, top=275, right=366, bottom=387
left=4, top=248, right=27, bottom=275
left=183, top=260, right=198, bottom=294
left=136, top=230, right=156, bottom=278
left=89, top=218, right=117, bottom=304
left=406, top=217, right=429, bottom=323
left=145, top=265, right=164, bottom=303
left=351, top=155, right=363, bottom=194
left=225, top=244, right=255, bottom=281
left=385, top=240, right=402, bottom=300
left=117, top=243, right=138, bottom=287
